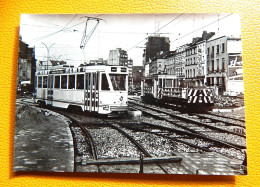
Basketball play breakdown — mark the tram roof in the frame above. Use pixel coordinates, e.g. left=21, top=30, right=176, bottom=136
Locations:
left=152, top=74, right=183, bottom=79
left=36, top=65, right=128, bottom=75
left=142, top=74, right=185, bottom=80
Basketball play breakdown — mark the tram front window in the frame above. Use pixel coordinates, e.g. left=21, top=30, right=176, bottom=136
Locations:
left=110, top=74, right=126, bottom=91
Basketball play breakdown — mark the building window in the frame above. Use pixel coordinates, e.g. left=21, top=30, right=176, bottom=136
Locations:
left=222, top=43, right=225, bottom=53
left=222, top=58, right=225, bottom=70
left=217, top=45, right=219, bottom=54
left=212, top=60, right=214, bottom=71
left=219, top=77, right=223, bottom=85
left=217, top=59, right=219, bottom=71
left=207, top=48, right=210, bottom=55
left=207, top=60, right=210, bottom=72
left=212, top=46, right=214, bottom=54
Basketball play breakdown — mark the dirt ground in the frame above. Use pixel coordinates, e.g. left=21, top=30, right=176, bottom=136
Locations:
left=13, top=104, right=74, bottom=172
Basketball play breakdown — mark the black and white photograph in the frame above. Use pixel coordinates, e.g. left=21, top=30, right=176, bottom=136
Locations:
left=14, top=13, right=247, bottom=175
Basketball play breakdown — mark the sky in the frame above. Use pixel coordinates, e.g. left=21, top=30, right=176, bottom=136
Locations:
left=19, top=13, right=242, bottom=66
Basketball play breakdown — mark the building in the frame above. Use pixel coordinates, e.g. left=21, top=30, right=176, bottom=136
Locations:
left=149, top=51, right=170, bottom=75
left=165, top=45, right=187, bottom=79
left=108, top=48, right=128, bottom=66
left=89, top=58, right=107, bottom=65
left=142, top=31, right=242, bottom=96
left=37, top=60, right=67, bottom=71
left=143, top=36, right=170, bottom=66
left=206, top=36, right=242, bottom=95
left=132, top=66, right=143, bottom=91
left=17, top=38, right=36, bottom=86
left=184, top=31, right=215, bottom=87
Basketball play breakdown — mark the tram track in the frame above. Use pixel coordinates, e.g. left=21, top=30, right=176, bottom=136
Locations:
left=16, top=98, right=245, bottom=174
left=128, top=98, right=246, bottom=138
left=128, top=100, right=246, bottom=152
left=129, top=97, right=245, bottom=128
left=46, top=109, right=102, bottom=172
left=54, top=109, right=176, bottom=173
left=16, top=99, right=175, bottom=173
left=103, top=121, right=170, bottom=174
left=209, top=112, right=245, bottom=122
left=117, top=115, right=244, bottom=160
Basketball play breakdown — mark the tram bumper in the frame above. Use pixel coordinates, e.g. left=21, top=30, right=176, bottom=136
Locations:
left=98, top=105, right=128, bottom=114
left=110, top=105, right=129, bottom=112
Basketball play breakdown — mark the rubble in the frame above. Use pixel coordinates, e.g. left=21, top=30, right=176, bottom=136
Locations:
left=214, top=96, right=244, bottom=108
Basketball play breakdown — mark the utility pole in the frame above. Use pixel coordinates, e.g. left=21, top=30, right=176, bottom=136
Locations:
left=41, top=42, right=55, bottom=70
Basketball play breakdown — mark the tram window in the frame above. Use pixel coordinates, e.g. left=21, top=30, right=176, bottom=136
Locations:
left=110, top=74, right=126, bottom=91
left=144, top=79, right=152, bottom=87
left=43, top=76, right=48, bottom=88
left=101, top=74, right=110, bottom=90
left=54, top=76, right=60, bottom=89
left=165, top=79, right=172, bottom=87
left=38, top=76, right=42, bottom=88
left=93, top=73, right=99, bottom=90
left=86, top=73, right=90, bottom=90
left=61, top=75, right=67, bottom=89
left=96, top=73, right=99, bottom=90
left=68, top=75, right=75, bottom=89
left=77, top=74, right=84, bottom=89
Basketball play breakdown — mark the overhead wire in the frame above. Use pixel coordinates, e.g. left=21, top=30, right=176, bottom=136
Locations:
left=31, top=15, right=82, bottom=43
left=126, top=13, right=184, bottom=52
left=170, top=13, right=233, bottom=43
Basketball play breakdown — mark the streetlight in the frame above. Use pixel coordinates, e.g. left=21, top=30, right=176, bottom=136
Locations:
left=41, top=42, right=55, bottom=70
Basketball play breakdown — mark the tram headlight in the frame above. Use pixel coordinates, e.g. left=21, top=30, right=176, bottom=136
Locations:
left=119, top=96, right=123, bottom=101
left=103, top=105, right=109, bottom=110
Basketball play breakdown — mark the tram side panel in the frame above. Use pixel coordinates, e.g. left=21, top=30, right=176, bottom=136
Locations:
left=141, top=76, right=214, bottom=108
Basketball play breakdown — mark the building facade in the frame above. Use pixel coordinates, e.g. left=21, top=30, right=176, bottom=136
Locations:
left=206, top=36, right=242, bottom=95
left=145, top=31, right=243, bottom=96
left=17, top=39, right=36, bottom=86
left=108, top=48, right=128, bottom=66
left=143, top=36, right=170, bottom=66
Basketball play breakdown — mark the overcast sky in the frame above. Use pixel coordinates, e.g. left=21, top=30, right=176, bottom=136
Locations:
left=19, top=13, right=241, bottom=66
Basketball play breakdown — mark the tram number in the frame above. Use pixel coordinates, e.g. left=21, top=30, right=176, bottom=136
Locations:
left=233, top=128, right=245, bottom=135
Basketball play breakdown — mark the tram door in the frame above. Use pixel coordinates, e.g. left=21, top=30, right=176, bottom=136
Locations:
left=47, top=75, right=54, bottom=105
left=84, top=72, right=99, bottom=112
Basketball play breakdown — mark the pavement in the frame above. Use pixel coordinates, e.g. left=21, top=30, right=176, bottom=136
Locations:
left=175, top=152, right=245, bottom=175
left=13, top=103, right=74, bottom=172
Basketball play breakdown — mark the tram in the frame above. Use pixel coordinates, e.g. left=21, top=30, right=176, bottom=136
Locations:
left=34, top=65, right=129, bottom=114
left=141, top=74, right=214, bottom=108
